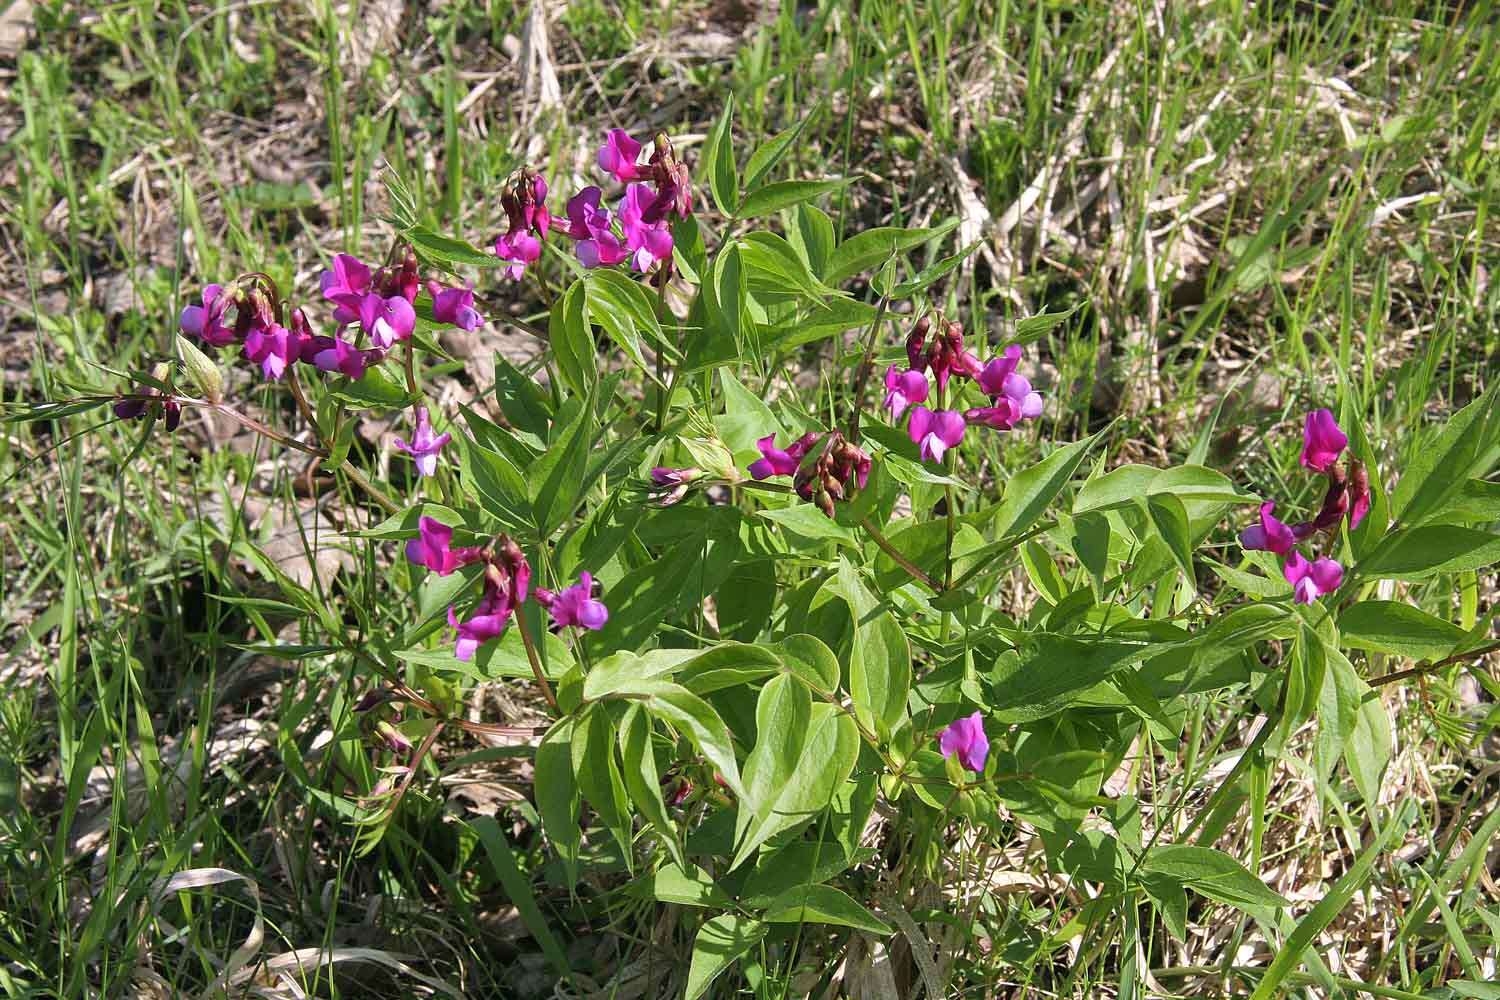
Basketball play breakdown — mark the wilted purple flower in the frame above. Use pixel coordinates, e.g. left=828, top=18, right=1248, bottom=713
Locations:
left=938, top=711, right=988, bottom=773
left=748, top=431, right=822, bottom=480
left=619, top=183, right=674, bottom=273
left=448, top=588, right=513, bottom=662
left=1348, top=461, right=1370, bottom=529
left=793, top=432, right=872, bottom=517
left=884, top=366, right=930, bottom=421
left=180, top=284, right=239, bottom=347
left=114, top=367, right=181, bottom=432
left=908, top=407, right=966, bottom=463
left=427, top=280, right=483, bottom=331
left=495, top=168, right=551, bottom=280
left=1284, top=551, right=1343, bottom=604
left=906, top=316, right=932, bottom=371
left=598, top=128, right=648, bottom=183
left=1300, top=409, right=1347, bottom=473
left=644, top=133, right=694, bottom=221
left=535, top=571, right=609, bottom=630
left=446, top=538, right=531, bottom=661
left=394, top=407, right=451, bottom=477
left=405, top=515, right=481, bottom=576
left=1239, top=501, right=1297, bottom=554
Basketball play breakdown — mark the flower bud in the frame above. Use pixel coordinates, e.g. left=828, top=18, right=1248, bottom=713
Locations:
left=176, top=334, right=224, bottom=403
left=375, top=720, right=412, bottom=755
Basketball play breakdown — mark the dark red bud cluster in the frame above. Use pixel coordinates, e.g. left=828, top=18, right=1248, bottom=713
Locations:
left=1295, top=458, right=1372, bottom=540
left=794, top=431, right=873, bottom=517
left=501, top=167, right=551, bottom=236
left=645, top=133, right=694, bottom=223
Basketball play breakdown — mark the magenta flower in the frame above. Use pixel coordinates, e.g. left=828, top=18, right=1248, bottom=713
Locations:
left=1238, top=501, right=1297, bottom=554
left=598, top=128, right=648, bottom=182
left=355, top=292, right=416, bottom=349
left=307, top=336, right=382, bottom=380
left=649, top=466, right=703, bottom=506
left=405, top=516, right=481, bottom=576
left=448, top=589, right=513, bottom=662
left=1300, top=409, right=1347, bottom=473
left=180, top=284, right=239, bottom=347
left=883, top=366, right=930, bottom=421
left=427, top=280, right=483, bottom=331
left=1284, top=551, right=1343, bottom=604
left=393, top=407, right=451, bottom=477
left=536, top=571, right=610, bottom=630
left=748, top=431, right=821, bottom=480
left=242, top=323, right=303, bottom=381
left=908, top=407, right=966, bottom=463
left=938, top=711, right=988, bottom=773
left=976, top=346, right=1044, bottom=419
left=495, top=230, right=542, bottom=280
left=560, top=187, right=612, bottom=240
left=619, top=183, right=674, bottom=272
left=1349, top=462, right=1371, bottom=529
left=320, top=253, right=373, bottom=324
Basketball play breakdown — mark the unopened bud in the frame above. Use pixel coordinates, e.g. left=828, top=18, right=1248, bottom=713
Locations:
left=176, top=334, right=223, bottom=403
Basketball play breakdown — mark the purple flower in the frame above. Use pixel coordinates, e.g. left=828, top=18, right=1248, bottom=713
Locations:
left=394, top=407, right=451, bottom=477
left=883, top=366, right=930, bottom=421
left=598, top=129, right=647, bottom=182
left=619, top=183, right=674, bottom=273
left=938, top=711, right=988, bottom=773
left=180, top=284, right=239, bottom=347
left=494, top=230, right=542, bottom=280
left=356, top=292, right=416, bottom=349
left=1300, top=409, right=1347, bottom=473
left=1349, top=461, right=1370, bottom=529
left=561, top=186, right=612, bottom=240
left=446, top=539, right=531, bottom=661
left=320, top=253, right=373, bottom=324
left=307, top=336, right=382, bottom=380
left=536, top=571, right=609, bottom=630
left=427, top=280, right=483, bottom=331
left=1284, top=551, right=1343, bottom=604
left=748, top=431, right=821, bottom=480
left=649, top=466, right=703, bottom=506
left=242, top=324, right=304, bottom=381
left=1239, top=501, right=1297, bottom=554
left=976, top=345, right=1044, bottom=419
left=448, top=588, right=513, bottom=662
left=405, top=515, right=480, bottom=575
left=908, top=407, right=966, bottom=463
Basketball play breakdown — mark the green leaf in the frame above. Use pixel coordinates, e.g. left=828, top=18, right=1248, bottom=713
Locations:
left=737, top=178, right=853, bottom=219
left=1247, top=802, right=1415, bottom=1000
left=992, top=434, right=1100, bottom=540
left=586, top=269, right=670, bottom=376
left=643, top=683, right=747, bottom=802
left=1393, top=379, right=1500, bottom=528
left=1140, top=845, right=1289, bottom=910
left=830, top=558, right=911, bottom=736
left=674, top=642, right=785, bottom=694
left=736, top=674, right=813, bottom=850
left=822, top=219, right=959, bottom=285
left=529, top=395, right=596, bottom=538
left=1145, top=494, right=1195, bottom=593
left=881, top=241, right=981, bottom=299
left=460, top=434, right=533, bottom=533
left=1362, top=526, right=1500, bottom=580
left=534, top=719, right=580, bottom=886
left=573, top=705, right=633, bottom=867
left=739, top=231, right=835, bottom=300
left=549, top=281, right=595, bottom=399
left=768, top=634, right=842, bottom=695
left=789, top=203, right=836, bottom=277
left=469, top=818, right=574, bottom=981
left=627, top=862, right=733, bottom=908
left=762, top=884, right=892, bottom=935
left=406, top=225, right=499, bottom=269
left=743, top=116, right=815, bottom=190
left=1012, top=303, right=1083, bottom=342
left=761, top=297, right=879, bottom=353
left=1338, top=601, right=1466, bottom=661
left=758, top=505, right=860, bottom=547
left=987, top=635, right=1158, bottom=722
left=730, top=704, right=859, bottom=869
left=327, top=366, right=415, bottom=410
left=701, top=95, right=738, bottom=217
left=686, top=914, right=765, bottom=1000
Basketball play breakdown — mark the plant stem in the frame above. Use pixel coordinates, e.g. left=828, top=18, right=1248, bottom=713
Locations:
left=653, top=273, right=676, bottom=432
left=860, top=516, right=940, bottom=592
left=515, top=611, right=559, bottom=713
left=845, top=293, right=892, bottom=442
left=1369, top=638, right=1500, bottom=687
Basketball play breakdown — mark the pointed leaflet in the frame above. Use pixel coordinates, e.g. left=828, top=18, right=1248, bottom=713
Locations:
left=822, top=219, right=958, bottom=284
left=533, top=719, right=580, bottom=886
left=699, top=93, right=738, bottom=217
left=828, top=558, right=911, bottom=736
left=992, top=433, right=1100, bottom=541
left=735, top=674, right=813, bottom=850
left=763, top=885, right=891, bottom=935
left=620, top=706, right=685, bottom=870
left=686, top=914, right=765, bottom=1000
left=730, top=703, right=859, bottom=869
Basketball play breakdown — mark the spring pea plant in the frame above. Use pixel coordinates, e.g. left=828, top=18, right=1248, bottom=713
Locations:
left=77, top=101, right=1500, bottom=994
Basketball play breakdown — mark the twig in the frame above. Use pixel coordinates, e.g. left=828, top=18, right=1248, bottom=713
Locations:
left=514, top=611, right=559, bottom=713
left=1368, top=639, right=1500, bottom=688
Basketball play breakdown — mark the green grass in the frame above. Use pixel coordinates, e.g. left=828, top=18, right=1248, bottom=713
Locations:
left=2, top=0, right=1498, bottom=996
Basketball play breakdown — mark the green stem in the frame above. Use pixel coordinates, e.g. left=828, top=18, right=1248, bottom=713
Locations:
left=845, top=293, right=892, bottom=442
left=515, top=611, right=558, bottom=713
left=860, top=516, right=940, bottom=592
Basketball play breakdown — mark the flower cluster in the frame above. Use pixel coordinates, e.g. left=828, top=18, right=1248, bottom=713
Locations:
left=885, top=317, right=1044, bottom=462
left=178, top=249, right=485, bottom=386
left=747, top=430, right=872, bottom=517
left=404, top=516, right=609, bottom=660
left=114, top=363, right=182, bottom=431
left=495, top=130, right=693, bottom=280
left=1238, top=408, right=1369, bottom=604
